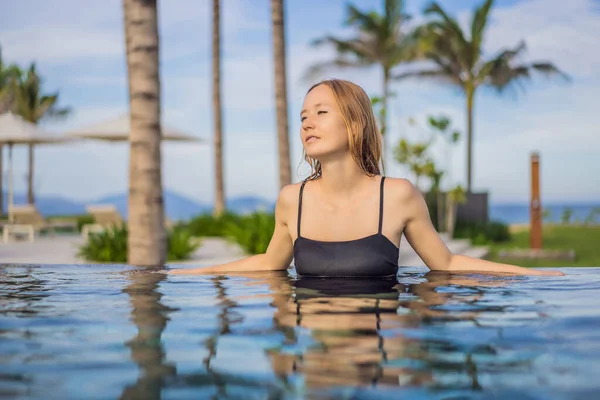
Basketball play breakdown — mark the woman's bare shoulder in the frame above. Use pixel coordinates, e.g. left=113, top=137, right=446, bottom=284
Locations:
left=276, top=181, right=305, bottom=211
left=383, top=177, right=420, bottom=203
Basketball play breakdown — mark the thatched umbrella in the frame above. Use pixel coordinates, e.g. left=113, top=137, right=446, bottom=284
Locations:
left=0, top=112, right=76, bottom=215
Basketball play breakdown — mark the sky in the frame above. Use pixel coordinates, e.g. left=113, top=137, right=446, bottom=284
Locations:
left=0, top=0, right=599, bottom=205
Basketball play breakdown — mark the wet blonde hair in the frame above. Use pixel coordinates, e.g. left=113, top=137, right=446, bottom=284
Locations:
left=302, top=79, right=383, bottom=181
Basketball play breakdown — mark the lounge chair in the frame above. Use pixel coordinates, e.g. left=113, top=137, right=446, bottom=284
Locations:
left=81, top=204, right=125, bottom=239
left=3, top=204, right=78, bottom=243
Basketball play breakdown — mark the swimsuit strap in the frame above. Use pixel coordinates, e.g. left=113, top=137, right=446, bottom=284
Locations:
left=297, top=180, right=308, bottom=238
left=378, top=176, right=386, bottom=234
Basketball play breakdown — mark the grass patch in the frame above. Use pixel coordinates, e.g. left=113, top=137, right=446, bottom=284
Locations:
left=486, top=224, right=600, bottom=267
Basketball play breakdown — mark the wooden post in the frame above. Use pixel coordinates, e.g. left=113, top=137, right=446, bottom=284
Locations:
left=530, top=152, right=542, bottom=249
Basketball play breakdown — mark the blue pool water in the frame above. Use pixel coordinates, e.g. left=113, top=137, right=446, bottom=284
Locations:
left=1, top=264, right=599, bottom=399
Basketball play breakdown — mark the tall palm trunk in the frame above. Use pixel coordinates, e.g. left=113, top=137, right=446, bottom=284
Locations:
left=27, top=144, right=34, bottom=204
left=123, top=0, right=166, bottom=266
left=466, top=85, right=474, bottom=193
left=212, top=0, right=225, bottom=216
left=271, top=0, right=291, bottom=188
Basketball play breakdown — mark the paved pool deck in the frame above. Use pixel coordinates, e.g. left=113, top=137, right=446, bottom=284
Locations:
left=0, top=233, right=489, bottom=268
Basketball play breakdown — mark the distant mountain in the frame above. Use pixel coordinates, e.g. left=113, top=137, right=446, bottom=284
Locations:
left=3, top=190, right=275, bottom=221
left=94, top=191, right=212, bottom=221
left=3, top=192, right=85, bottom=216
left=226, top=196, right=275, bottom=215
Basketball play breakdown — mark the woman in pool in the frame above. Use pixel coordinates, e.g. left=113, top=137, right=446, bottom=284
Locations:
left=171, top=79, right=563, bottom=277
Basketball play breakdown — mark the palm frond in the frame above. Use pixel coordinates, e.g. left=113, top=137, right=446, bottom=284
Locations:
left=311, top=35, right=379, bottom=61
left=528, top=62, right=571, bottom=81
left=10, top=62, right=71, bottom=123
left=393, top=68, right=458, bottom=85
left=424, top=2, right=468, bottom=49
left=471, top=0, right=494, bottom=65
left=346, top=5, right=382, bottom=35
left=482, top=57, right=570, bottom=94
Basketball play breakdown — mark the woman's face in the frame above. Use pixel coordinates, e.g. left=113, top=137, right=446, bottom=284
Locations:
left=300, top=84, right=349, bottom=160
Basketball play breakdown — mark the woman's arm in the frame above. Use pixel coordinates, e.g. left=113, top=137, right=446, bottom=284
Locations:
left=395, top=180, right=564, bottom=276
left=169, top=185, right=296, bottom=275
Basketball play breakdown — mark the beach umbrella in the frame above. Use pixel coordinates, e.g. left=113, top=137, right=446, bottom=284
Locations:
left=0, top=112, right=77, bottom=215
left=64, top=113, right=204, bottom=143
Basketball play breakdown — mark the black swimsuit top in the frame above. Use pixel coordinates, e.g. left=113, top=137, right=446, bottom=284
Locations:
left=293, top=176, right=399, bottom=278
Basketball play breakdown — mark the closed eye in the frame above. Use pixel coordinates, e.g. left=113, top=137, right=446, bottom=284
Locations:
left=317, top=110, right=327, bottom=115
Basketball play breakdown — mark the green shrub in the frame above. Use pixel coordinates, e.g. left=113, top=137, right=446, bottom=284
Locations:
left=167, top=226, right=201, bottom=261
left=78, top=225, right=200, bottom=263
left=76, top=215, right=95, bottom=232
left=453, top=220, right=510, bottom=244
left=223, top=212, right=275, bottom=255
left=183, top=211, right=243, bottom=237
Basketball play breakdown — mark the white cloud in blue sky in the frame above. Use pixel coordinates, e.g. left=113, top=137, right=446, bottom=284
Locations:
left=0, top=0, right=598, bottom=205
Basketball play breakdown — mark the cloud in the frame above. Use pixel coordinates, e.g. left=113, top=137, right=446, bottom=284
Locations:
left=0, top=0, right=268, bottom=66
left=482, top=0, right=600, bottom=78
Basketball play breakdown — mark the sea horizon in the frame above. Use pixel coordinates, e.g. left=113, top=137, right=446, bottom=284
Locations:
left=490, top=202, right=600, bottom=224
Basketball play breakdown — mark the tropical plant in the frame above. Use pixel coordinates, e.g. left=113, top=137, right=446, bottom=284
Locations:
left=561, top=207, right=574, bottom=225
left=271, top=0, right=292, bottom=188
left=212, top=0, right=226, bottom=215
left=10, top=63, right=70, bottom=205
left=445, top=184, right=467, bottom=238
left=123, top=0, right=166, bottom=266
left=78, top=225, right=200, bottom=263
left=183, top=211, right=243, bottom=237
left=542, top=208, right=552, bottom=222
left=454, top=219, right=510, bottom=244
left=415, top=114, right=461, bottom=232
left=306, top=0, right=424, bottom=171
left=223, top=212, right=276, bottom=255
left=584, top=207, right=600, bottom=225
left=395, top=0, right=569, bottom=192
left=393, top=138, right=434, bottom=190
left=428, top=115, right=460, bottom=187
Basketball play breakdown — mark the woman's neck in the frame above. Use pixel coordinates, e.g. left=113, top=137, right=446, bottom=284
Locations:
left=316, top=155, right=374, bottom=199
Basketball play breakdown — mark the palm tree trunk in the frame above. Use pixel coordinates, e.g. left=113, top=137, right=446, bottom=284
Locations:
left=271, top=0, right=291, bottom=188
left=120, top=272, right=175, bottom=398
left=27, top=144, right=34, bottom=204
left=123, top=0, right=166, bottom=267
left=466, top=86, right=474, bottom=193
left=212, top=0, right=225, bottom=216
left=381, top=68, right=390, bottom=174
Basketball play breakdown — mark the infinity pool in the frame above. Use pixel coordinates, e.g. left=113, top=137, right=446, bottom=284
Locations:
left=1, top=265, right=599, bottom=399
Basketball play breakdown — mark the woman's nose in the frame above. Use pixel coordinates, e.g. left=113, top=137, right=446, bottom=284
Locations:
left=302, top=119, right=314, bottom=130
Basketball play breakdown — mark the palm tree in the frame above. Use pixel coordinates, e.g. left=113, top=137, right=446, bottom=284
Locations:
left=11, top=64, right=71, bottom=205
left=123, top=0, right=166, bottom=266
left=0, top=47, right=21, bottom=215
left=306, top=0, right=423, bottom=171
left=271, top=0, right=292, bottom=188
left=395, top=0, right=569, bottom=192
left=212, top=0, right=226, bottom=216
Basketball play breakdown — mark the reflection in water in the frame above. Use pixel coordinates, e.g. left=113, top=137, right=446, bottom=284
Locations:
left=263, top=271, right=533, bottom=396
left=119, top=269, right=177, bottom=400
left=268, top=277, right=428, bottom=390
left=0, top=265, right=52, bottom=317
left=3, top=265, right=590, bottom=398
left=201, top=276, right=245, bottom=399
